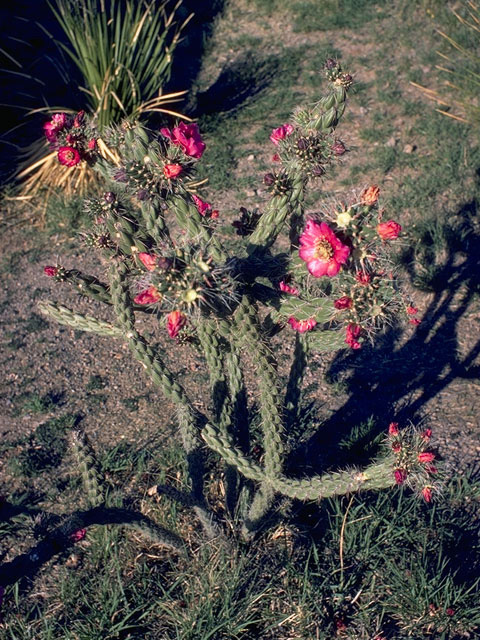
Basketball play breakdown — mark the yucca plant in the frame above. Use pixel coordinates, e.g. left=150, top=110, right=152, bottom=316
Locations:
left=412, top=1, right=480, bottom=125
left=37, top=59, right=441, bottom=545
left=13, top=0, right=191, bottom=217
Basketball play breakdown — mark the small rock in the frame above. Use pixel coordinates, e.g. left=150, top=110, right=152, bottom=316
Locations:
left=386, top=136, right=397, bottom=148
left=403, top=143, right=416, bottom=154
left=245, top=190, right=256, bottom=198
left=247, top=154, right=255, bottom=161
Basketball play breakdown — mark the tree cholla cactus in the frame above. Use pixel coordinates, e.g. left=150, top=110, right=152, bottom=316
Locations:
left=40, top=59, right=439, bottom=540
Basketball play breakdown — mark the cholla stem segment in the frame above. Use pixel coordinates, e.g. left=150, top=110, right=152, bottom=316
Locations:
left=109, top=261, right=221, bottom=539
left=38, top=301, right=123, bottom=337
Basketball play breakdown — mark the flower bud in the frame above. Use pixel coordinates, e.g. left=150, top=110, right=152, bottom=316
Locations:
left=263, top=173, right=275, bottom=186
left=104, top=191, right=116, bottom=203
left=394, top=468, right=407, bottom=485
left=44, top=265, right=58, bottom=277
left=331, top=140, right=346, bottom=155
left=324, top=58, right=338, bottom=70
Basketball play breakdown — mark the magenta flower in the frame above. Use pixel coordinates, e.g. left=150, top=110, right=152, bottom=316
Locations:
left=394, top=468, right=408, bottom=485
left=44, top=265, right=58, bottom=277
left=345, top=323, right=362, bottom=349
left=192, top=194, right=211, bottom=216
left=299, top=220, right=350, bottom=277
left=58, top=146, right=81, bottom=167
left=279, top=280, right=299, bottom=296
left=334, top=296, right=352, bottom=310
left=270, top=123, right=294, bottom=145
left=70, top=528, right=87, bottom=542
left=134, top=286, right=161, bottom=305
left=287, top=317, right=317, bottom=333
left=160, top=122, right=205, bottom=158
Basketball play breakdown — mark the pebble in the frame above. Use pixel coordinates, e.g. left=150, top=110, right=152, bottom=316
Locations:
left=403, top=143, right=416, bottom=153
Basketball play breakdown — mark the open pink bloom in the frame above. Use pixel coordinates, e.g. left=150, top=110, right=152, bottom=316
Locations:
left=167, top=310, right=187, bottom=338
left=70, top=528, right=86, bottom=542
left=163, top=163, right=183, bottom=179
left=270, top=123, right=294, bottom=145
left=345, top=323, right=362, bottom=349
left=288, top=316, right=317, bottom=333
left=422, top=486, right=433, bottom=502
left=44, top=265, right=58, bottom=277
left=58, top=146, right=81, bottom=167
left=406, top=306, right=418, bottom=315
left=138, top=253, right=158, bottom=271
left=418, top=451, right=435, bottom=464
left=334, top=296, right=352, bottom=310
left=279, top=280, right=299, bottom=296
left=388, top=422, right=399, bottom=436
left=134, top=286, right=161, bottom=305
left=160, top=122, right=205, bottom=158
left=44, top=113, right=68, bottom=142
left=377, top=220, right=402, bottom=240
left=299, top=220, right=350, bottom=277
left=394, top=468, right=408, bottom=485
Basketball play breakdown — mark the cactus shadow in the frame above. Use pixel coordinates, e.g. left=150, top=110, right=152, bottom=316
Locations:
left=298, top=199, right=480, bottom=472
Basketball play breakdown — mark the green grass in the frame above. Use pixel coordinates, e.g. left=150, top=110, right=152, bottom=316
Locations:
left=1, top=466, right=478, bottom=639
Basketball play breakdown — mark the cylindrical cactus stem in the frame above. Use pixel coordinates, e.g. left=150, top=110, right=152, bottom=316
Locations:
left=196, top=317, right=240, bottom=515
left=232, top=297, right=285, bottom=478
left=70, top=428, right=104, bottom=507
left=288, top=172, right=306, bottom=249
left=90, top=507, right=186, bottom=553
left=241, top=485, right=275, bottom=541
left=64, top=269, right=112, bottom=304
left=0, top=506, right=186, bottom=587
left=246, top=194, right=289, bottom=252
left=38, top=301, right=123, bottom=337
left=196, top=318, right=227, bottom=423
left=139, top=199, right=169, bottom=245
left=284, top=332, right=309, bottom=426
left=201, top=423, right=265, bottom=483
left=109, top=263, right=222, bottom=540
left=169, top=193, right=226, bottom=263
left=273, top=459, right=396, bottom=501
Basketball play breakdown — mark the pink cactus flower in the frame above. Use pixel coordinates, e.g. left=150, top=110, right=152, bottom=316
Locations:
left=422, top=486, right=433, bottom=502
left=87, top=138, right=97, bottom=150
left=134, top=286, right=161, bottom=305
left=377, top=220, right=402, bottom=240
left=299, top=220, right=350, bottom=277
left=406, top=305, right=418, bottom=315
left=270, top=123, right=294, bottom=145
left=160, top=122, right=205, bottom=158
left=192, top=194, right=214, bottom=217
left=388, top=422, right=399, bottom=436
left=58, top=146, right=81, bottom=167
left=287, top=317, right=317, bottom=333
left=163, top=163, right=183, bottom=179
left=70, top=528, right=86, bottom=542
left=394, top=468, right=408, bottom=485
left=418, top=452, right=435, bottom=464
left=167, top=310, right=187, bottom=338
left=138, top=253, right=158, bottom=271
left=345, top=323, right=362, bottom=349
left=279, top=281, right=299, bottom=296
left=334, top=296, right=352, bottom=310
left=44, top=265, right=58, bottom=277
